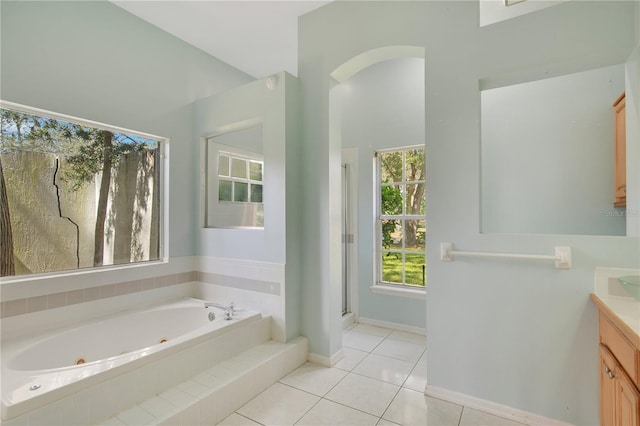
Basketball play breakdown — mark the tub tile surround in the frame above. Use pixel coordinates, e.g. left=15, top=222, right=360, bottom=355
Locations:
left=1, top=255, right=286, bottom=341
left=0, top=255, right=282, bottom=317
left=1, top=272, right=196, bottom=319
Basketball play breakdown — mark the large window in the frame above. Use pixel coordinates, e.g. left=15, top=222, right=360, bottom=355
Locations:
left=0, top=102, right=164, bottom=277
left=376, top=146, right=426, bottom=288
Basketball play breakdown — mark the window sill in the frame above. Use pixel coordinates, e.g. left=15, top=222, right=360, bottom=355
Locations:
left=370, top=284, right=426, bottom=300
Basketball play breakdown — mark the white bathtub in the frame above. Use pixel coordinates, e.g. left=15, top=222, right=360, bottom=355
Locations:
left=1, top=298, right=262, bottom=421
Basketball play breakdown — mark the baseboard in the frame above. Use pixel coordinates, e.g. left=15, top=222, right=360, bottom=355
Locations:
left=308, top=348, right=344, bottom=367
left=342, top=312, right=356, bottom=329
left=425, top=385, right=573, bottom=426
left=357, top=316, right=426, bottom=336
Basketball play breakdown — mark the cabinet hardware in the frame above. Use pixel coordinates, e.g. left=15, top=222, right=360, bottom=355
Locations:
left=604, top=363, right=615, bottom=380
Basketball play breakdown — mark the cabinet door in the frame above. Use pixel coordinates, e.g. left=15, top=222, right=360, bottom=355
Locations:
left=601, top=345, right=618, bottom=426
left=617, top=367, right=640, bottom=426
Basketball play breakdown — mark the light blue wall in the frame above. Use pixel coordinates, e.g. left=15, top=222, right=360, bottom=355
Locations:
left=0, top=1, right=253, bottom=260
left=626, top=4, right=640, bottom=236
left=299, top=1, right=639, bottom=424
left=194, top=74, right=289, bottom=264
left=193, top=73, right=303, bottom=340
left=337, top=58, right=426, bottom=328
left=481, top=64, right=626, bottom=236
left=0, top=0, right=253, bottom=300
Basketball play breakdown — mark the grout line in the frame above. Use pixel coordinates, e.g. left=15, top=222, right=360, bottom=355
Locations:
left=234, top=412, right=265, bottom=425
left=320, top=395, right=383, bottom=422
left=458, top=405, right=465, bottom=426
left=231, top=327, right=428, bottom=426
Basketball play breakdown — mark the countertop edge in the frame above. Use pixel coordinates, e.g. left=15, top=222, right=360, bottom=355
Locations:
left=590, top=293, right=640, bottom=349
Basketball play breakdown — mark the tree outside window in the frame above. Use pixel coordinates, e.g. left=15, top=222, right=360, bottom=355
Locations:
left=0, top=104, right=162, bottom=277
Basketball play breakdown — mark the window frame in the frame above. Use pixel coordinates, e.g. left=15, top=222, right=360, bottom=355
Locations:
left=204, top=138, right=265, bottom=229
left=217, top=151, right=264, bottom=204
left=373, top=145, right=426, bottom=294
left=0, top=100, right=168, bottom=281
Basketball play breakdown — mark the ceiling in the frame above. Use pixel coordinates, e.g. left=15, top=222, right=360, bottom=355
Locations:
left=111, top=1, right=331, bottom=79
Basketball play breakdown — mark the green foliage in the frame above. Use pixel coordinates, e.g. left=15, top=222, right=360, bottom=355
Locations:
left=1, top=108, right=156, bottom=190
left=379, top=147, right=426, bottom=285
left=380, top=183, right=401, bottom=252
left=382, top=250, right=426, bottom=286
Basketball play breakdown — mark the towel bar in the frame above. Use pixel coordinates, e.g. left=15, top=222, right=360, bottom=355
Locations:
left=440, top=243, right=571, bottom=269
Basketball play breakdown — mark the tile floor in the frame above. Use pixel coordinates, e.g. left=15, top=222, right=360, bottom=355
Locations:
left=216, top=324, right=526, bottom=426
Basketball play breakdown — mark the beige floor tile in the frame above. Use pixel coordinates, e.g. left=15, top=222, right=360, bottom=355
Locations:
left=216, top=412, right=262, bottom=425
left=279, top=362, right=348, bottom=396
left=353, top=353, right=415, bottom=385
left=335, top=346, right=369, bottom=371
left=376, top=419, right=402, bottom=426
left=350, top=324, right=393, bottom=338
left=296, top=399, right=379, bottom=426
left=325, top=373, right=400, bottom=417
left=372, top=338, right=425, bottom=363
left=403, top=361, right=427, bottom=392
left=459, top=407, right=527, bottom=426
left=343, top=330, right=386, bottom=352
left=236, top=382, right=319, bottom=426
left=387, top=330, right=427, bottom=345
left=383, top=388, right=463, bottom=426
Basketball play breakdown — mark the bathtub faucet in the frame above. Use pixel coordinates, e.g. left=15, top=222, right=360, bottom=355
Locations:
left=204, top=301, right=235, bottom=320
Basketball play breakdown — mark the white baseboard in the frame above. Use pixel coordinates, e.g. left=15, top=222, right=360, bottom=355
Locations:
left=357, top=316, right=426, bottom=336
left=425, top=385, right=573, bottom=426
left=342, top=312, right=356, bottom=329
left=308, top=348, right=344, bottom=367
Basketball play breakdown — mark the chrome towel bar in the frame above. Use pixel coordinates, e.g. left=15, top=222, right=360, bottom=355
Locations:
left=440, top=243, right=572, bottom=269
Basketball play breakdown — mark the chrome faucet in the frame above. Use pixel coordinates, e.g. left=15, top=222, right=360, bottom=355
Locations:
left=204, top=301, right=235, bottom=320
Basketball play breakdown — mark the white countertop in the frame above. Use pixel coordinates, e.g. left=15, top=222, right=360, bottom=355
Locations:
left=594, top=267, right=640, bottom=337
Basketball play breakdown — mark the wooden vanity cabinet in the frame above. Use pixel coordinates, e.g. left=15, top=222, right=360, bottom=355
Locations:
left=614, top=93, right=626, bottom=207
left=593, top=295, right=640, bottom=426
left=600, top=344, right=640, bottom=426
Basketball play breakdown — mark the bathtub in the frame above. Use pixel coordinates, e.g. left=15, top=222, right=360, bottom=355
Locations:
left=1, top=298, right=262, bottom=421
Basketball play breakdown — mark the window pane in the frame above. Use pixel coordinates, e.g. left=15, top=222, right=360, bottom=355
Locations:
left=381, top=219, right=402, bottom=250
left=250, top=184, right=263, bottom=203
left=404, top=219, right=426, bottom=250
left=218, top=180, right=232, bottom=201
left=380, top=151, right=403, bottom=183
left=405, top=148, right=425, bottom=182
left=0, top=106, right=161, bottom=277
left=405, top=253, right=426, bottom=286
left=381, top=184, right=402, bottom=215
left=234, top=182, right=248, bottom=202
left=231, top=158, right=247, bottom=178
left=381, top=251, right=402, bottom=284
left=218, top=155, right=230, bottom=177
left=405, top=184, right=425, bottom=215
left=250, top=161, right=262, bottom=181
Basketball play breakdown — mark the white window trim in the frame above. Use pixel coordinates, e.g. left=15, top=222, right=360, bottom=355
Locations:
left=370, top=283, right=426, bottom=300
left=373, top=145, right=426, bottom=293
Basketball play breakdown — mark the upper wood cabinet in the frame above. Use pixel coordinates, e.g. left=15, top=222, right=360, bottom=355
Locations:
left=614, top=92, right=626, bottom=207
